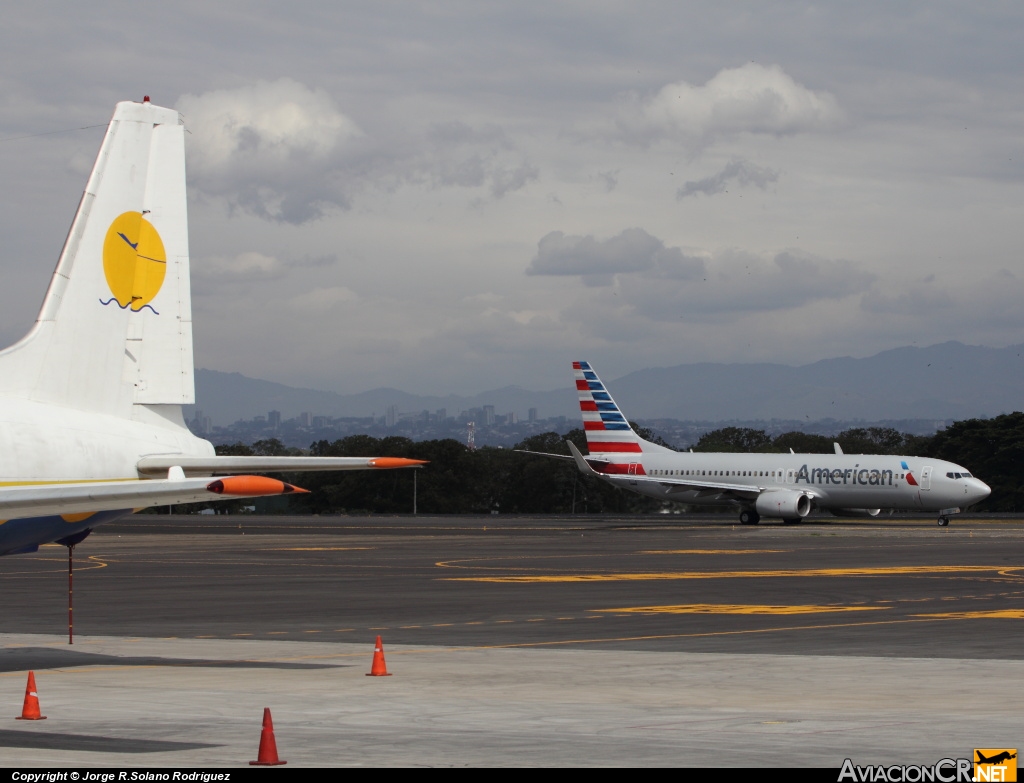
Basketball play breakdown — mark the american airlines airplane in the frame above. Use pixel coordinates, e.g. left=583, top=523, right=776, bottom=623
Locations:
left=555, top=361, right=990, bottom=526
left=0, top=97, right=422, bottom=557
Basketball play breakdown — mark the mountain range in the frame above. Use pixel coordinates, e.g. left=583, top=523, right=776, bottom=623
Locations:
left=186, top=341, right=1024, bottom=426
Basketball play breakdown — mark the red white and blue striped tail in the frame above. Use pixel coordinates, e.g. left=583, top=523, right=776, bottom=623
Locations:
left=573, top=361, right=645, bottom=455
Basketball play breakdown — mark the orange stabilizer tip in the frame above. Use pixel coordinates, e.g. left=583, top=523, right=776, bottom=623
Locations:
left=16, top=671, right=45, bottom=720
left=249, top=707, right=286, bottom=766
left=368, top=457, right=429, bottom=469
left=207, top=476, right=309, bottom=496
left=367, top=635, right=392, bottom=676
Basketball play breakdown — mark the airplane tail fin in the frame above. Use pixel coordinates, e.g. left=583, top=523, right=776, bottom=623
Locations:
left=573, top=361, right=671, bottom=456
left=0, top=98, right=194, bottom=419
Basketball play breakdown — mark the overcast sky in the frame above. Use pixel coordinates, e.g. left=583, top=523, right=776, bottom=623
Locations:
left=2, top=2, right=1023, bottom=395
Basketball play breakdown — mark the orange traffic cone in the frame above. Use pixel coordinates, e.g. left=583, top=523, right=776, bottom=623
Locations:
left=249, top=707, right=286, bottom=766
left=366, top=635, right=392, bottom=676
left=15, top=671, right=46, bottom=720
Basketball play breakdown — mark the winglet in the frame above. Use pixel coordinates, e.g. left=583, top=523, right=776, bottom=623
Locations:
left=566, top=441, right=600, bottom=477
left=834, top=442, right=843, bottom=455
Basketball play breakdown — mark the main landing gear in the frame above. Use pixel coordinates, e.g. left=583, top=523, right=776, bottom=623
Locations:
left=739, top=509, right=760, bottom=525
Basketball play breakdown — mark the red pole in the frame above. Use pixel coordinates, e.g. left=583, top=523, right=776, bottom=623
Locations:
left=68, top=546, right=73, bottom=645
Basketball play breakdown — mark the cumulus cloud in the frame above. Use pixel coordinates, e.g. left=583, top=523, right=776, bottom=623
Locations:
left=861, top=284, right=954, bottom=315
left=286, top=286, right=359, bottom=312
left=194, top=251, right=287, bottom=281
left=638, top=249, right=874, bottom=319
left=193, top=251, right=337, bottom=286
left=179, top=79, right=364, bottom=223
left=526, top=228, right=704, bottom=286
left=409, top=121, right=538, bottom=199
left=677, top=159, right=779, bottom=199
left=179, top=84, right=537, bottom=221
left=625, top=63, right=842, bottom=143
left=527, top=228, right=873, bottom=321
left=598, top=170, right=620, bottom=192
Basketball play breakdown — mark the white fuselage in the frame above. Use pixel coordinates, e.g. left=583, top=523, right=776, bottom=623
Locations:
left=600, top=451, right=990, bottom=513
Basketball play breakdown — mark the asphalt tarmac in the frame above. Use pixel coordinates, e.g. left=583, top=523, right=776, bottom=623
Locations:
left=0, top=513, right=1021, bottom=657
left=0, top=513, right=1021, bottom=766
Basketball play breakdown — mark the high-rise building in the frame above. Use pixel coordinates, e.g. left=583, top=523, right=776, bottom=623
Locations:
left=436, top=408, right=447, bottom=422
left=385, top=404, right=398, bottom=427
left=483, top=405, right=495, bottom=425
left=528, top=407, right=538, bottom=422
left=300, top=411, right=313, bottom=427
left=268, top=410, right=281, bottom=428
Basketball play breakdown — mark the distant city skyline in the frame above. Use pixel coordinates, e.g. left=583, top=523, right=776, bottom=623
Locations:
left=188, top=405, right=954, bottom=451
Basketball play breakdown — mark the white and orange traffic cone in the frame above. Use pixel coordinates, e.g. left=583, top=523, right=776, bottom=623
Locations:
left=15, top=671, right=46, bottom=720
left=366, top=635, right=392, bottom=676
left=249, top=708, right=286, bottom=766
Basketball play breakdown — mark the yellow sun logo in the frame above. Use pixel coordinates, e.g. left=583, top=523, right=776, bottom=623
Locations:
left=101, top=211, right=166, bottom=313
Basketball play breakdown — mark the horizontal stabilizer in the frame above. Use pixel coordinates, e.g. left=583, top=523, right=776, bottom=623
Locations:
left=137, top=455, right=427, bottom=477
left=0, top=475, right=307, bottom=520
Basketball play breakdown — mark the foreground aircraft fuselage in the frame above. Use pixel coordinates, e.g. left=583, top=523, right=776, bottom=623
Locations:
left=0, top=98, right=422, bottom=556
left=560, top=361, right=990, bottom=526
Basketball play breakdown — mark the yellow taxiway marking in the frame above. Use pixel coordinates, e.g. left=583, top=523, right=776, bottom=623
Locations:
left=593, top=603, right=887, bottom=616
left=0, top=554, right=109, bottom=576
left=444, top=565, right=1020, bottom=584
left=912, top=609, right=1024, bottom=619
left=639, top=549, right=787, bottom=555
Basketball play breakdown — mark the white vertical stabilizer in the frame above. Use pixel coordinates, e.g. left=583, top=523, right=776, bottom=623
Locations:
left=0, top=99, right=194, bottom=417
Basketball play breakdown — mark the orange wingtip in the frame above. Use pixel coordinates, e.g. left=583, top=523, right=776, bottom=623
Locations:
left=207, top=476, right=310, bottom=496
left=368, top=457, right=428, bottom=469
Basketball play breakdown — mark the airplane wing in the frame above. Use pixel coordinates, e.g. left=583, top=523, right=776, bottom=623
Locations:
left=136, top=455, right=427, bottom=477
left=512, top=450, right=575, bottom=462
left=0, top=474, right=307, bottom=520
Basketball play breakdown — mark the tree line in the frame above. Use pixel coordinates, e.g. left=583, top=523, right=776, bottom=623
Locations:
left=187, top=412, right=1023, bottom=515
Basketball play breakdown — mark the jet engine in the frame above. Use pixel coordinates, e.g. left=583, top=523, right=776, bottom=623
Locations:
left=755, top=490, right=812, bottom=519
left=828, top=508, right=881, bottom=518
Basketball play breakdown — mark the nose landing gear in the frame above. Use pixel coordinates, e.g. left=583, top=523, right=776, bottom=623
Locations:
left=937, top=516, right=949, bottom=527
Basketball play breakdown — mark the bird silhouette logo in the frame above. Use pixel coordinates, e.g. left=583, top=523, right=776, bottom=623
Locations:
left=100, top=211, right=166, bottom=314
